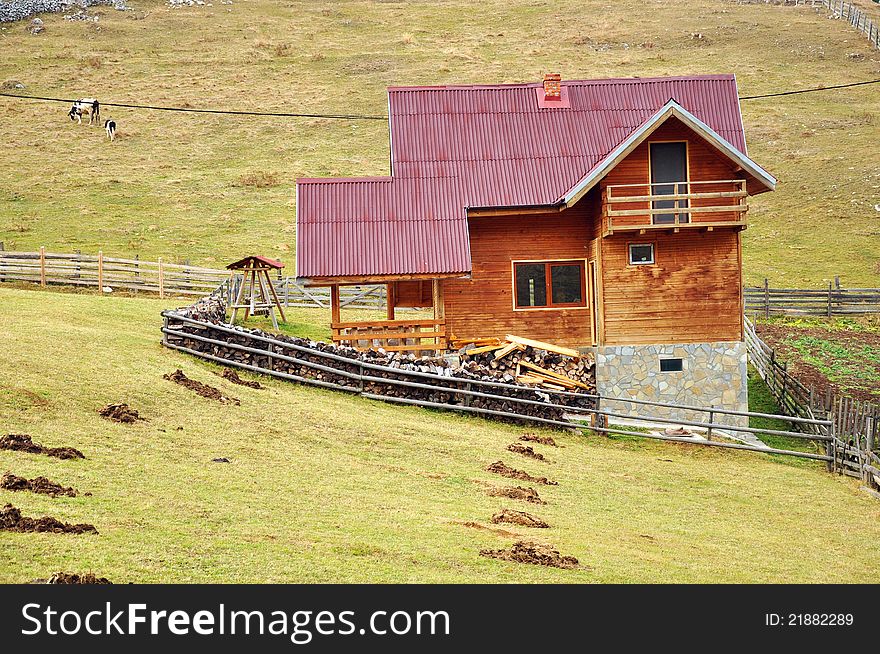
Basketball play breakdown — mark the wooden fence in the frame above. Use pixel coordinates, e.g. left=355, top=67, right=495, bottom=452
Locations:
left=740, top=0, right=880, bottom=50
left=0, top=247, right=388, bottom=309
left=161, top=308, right=834, bottom=463
left=744, top=279, right=880, bottom=316
left=745, top=315, right=880, bottom=495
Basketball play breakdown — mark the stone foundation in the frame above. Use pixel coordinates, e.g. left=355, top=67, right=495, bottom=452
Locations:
left=595, top=341, right=748, bottom=429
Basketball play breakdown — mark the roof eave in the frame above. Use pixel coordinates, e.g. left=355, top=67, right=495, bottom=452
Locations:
left=560, top=99, right=777, bottom=207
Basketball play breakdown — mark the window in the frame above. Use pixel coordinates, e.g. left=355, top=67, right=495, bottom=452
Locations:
left=514, top=260, right=586, bottom=309
left=628, top=243, right=655, bottom=265
left=659, top=358, right=683, bottom=373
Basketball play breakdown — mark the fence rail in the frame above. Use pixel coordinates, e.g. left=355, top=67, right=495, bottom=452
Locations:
left=161, top=307, right=834, bottom=462
left=745, top=315, right=880, bottom=495
left=745, top=279, right=880, bottom=316
left=0, top=248, right=388, bottom=309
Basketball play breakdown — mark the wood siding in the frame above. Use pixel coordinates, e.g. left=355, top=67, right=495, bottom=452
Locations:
left=600, top=230, right=743, bottom=345
left=443, top=199, right=597, bottom=349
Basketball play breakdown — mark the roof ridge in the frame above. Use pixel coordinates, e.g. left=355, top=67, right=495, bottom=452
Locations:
left=388, top=74, right=735, bottom=93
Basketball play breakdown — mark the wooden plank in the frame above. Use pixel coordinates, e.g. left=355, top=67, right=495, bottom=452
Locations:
left=518, top=360, right=589, bottom=389
left=493, top=342, right=523, bottom=360
left=505, top=334, right=580, bottom=357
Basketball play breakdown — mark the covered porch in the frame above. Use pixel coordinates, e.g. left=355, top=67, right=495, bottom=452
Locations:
left=327, top=277, right=448, bottom=356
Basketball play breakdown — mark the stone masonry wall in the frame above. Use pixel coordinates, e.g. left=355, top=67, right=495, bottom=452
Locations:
left=595, top=341, right=749, bottom=429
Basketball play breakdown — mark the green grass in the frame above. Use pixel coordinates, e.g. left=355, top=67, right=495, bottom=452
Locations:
left=2, top=287, right=880, bottom=583
left=0, top=0, right=878, bottom=284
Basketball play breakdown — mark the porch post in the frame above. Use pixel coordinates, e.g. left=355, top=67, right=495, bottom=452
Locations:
left=330, top=284, right=341, bottom=325
left=432, top=278, right=445, bottom=320
left=386, top=282, right=395, bottom=321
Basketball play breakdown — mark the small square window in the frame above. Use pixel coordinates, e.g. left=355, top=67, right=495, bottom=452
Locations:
left=629, top=243, right=655, bottom=265
left=659, top=358, right=683, bottom=373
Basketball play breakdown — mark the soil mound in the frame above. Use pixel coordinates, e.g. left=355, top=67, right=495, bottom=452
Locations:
left=99, top=403, right=144, bottom=424
left=163, top=370, right=240, bottom=405
left=486, top=461, right=557, bottom=486
left=1, top=473, right=78, bottom=497
left=0, top=504, right=97, bottom=534
left=491, top=508, right=549, bottom=528
left=487, top=485, right=545, bottom=504
left=0, top=434, right=85, bottom=460
left=480, top=541, right=578, bottom=569
left=44, top=572, right=111, bottom=584
left=455, top=521, right=519, bottom=538
left=218, top=368, right=262, bottom=389
left=519, top=433, right=557, bottom=447
left=507, top=443, right=548, bottom=461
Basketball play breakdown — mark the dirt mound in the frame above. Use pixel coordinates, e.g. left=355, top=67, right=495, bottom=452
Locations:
left=520, top=433, right=557, bottom=447
left=486, top=461, right=557, bottom=486
left=491, top=508, right=549, bottom=528
left=480, top=541, right=578, bottom=569
left=1, top=473, right=78, bottom=497
left=0, top=504, right=97, bottom=534
left=454, top=521, right=519, bottom=538
left=218, top=368, right=263, bottom=389
left=99, top=403, right=144, bottom=424
left=507, top=443, right=548, bottom=461
left=0, top=434, right=85, bottom=460
left=163, top=370, right=240, bottom=405
left=45, top=572, right=111, bottom=585
left=487, top=485, right=546, bottom=504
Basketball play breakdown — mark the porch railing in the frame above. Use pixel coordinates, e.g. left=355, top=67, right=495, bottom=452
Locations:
left=331, top=318, right=446, bottom=356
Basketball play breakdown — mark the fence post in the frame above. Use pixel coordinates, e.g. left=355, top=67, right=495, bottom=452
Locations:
left=763, top=277, right=770, bottom=318
left=39, top=246, right=46, bottom=288
left=98, top=250, right=104, bottom=292
left=827, top=281, right=832, bottom=317
left=780, top=361, right=788, bottom=410
left=158, top=257, right=165, bottom=299
left=135, top=254, right=140, bottom=282
left=74, top=249, right=81, bottom=280
left=0, top=242, right=4, bottom=283
left=707, top=407, right=715, bottom=441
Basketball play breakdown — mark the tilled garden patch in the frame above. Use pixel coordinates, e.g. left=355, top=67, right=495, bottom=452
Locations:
left=42, top=572, right=112, bottom=585
left=0, top=434, right=84, bottom=460
left=486, top=485, right=546, bottom=504
left=0, top=504, right=97, bottom=534
left=1, top=472, right=78, bottom=497
left=479, top=541, right=579, bottom=569
left=163, top=369, right=240, bottom=405
left=486, top=460, right=557, bottom=485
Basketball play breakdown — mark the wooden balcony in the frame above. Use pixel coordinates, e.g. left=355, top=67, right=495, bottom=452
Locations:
left=602, top=179, right=748, bottom=237
left=332, top=318, right=447, bottom=356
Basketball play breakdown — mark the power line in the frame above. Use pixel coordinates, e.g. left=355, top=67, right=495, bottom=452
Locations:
left=0, top=92, right=387, bottom=120
left=2, top=78, right=879, bottom=116
left=738, top=78, right=880, bottom=100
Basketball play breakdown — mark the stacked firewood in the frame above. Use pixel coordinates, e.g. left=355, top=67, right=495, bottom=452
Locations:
left=458, top=335, right=596, bottom=393
left=163, top=301, right=596, bottom=423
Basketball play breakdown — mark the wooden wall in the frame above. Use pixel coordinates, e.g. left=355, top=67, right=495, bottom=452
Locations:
left=443, top=198, right=597, bottom=349
left=599, top=230, right=743, bottom=345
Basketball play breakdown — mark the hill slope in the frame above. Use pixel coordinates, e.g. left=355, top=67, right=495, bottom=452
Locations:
left=1, top=287, right=878, bottom=583
left=0, top=0, right=878, bottom=285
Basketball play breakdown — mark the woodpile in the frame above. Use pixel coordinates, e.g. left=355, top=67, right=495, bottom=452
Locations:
left=458, top=334, right=596, bottom=393
left=163, top=297, right=597, bottom=425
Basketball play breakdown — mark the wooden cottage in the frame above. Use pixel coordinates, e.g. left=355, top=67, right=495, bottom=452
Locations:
left=295, top=74, right=776, bottom=417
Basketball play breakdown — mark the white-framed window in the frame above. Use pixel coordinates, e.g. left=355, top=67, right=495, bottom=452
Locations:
left=628, top=243, right=655, bottom=265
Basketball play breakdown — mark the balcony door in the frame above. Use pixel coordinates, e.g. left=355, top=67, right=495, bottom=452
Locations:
left=649, top=141, right=689, bottom=225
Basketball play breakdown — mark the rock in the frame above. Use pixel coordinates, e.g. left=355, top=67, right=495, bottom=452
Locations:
left=27, top=16, right=42, bottom=33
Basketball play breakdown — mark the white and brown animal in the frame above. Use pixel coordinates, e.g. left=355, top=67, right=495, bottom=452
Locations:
left=104, top=119, right=117, bottom=141
left=68, top=98, right=100, bottom=125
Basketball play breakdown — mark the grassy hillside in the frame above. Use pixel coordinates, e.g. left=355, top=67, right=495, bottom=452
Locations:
left=0, top=0, right=878, bottom=285
left=1, top=286, right=879, bottom=583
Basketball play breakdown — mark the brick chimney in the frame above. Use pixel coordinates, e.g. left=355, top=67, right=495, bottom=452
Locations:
left=542, top=73, right=562, bottom=101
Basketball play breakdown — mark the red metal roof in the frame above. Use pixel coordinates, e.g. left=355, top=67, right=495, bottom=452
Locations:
left=296, top=74, right=752, bottom=279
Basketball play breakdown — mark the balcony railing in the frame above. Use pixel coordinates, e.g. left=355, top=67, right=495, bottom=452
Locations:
left=603, top=179, right=748, bottom=236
